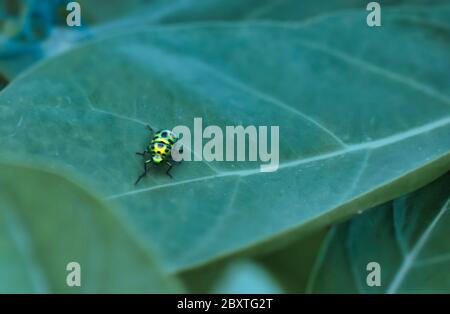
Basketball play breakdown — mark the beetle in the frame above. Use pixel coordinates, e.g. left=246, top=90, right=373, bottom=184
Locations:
left=135, top=125, right=182, bottom=185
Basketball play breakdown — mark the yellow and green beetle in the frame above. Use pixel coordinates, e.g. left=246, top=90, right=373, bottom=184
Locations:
left=135, top=125, right=182, bottom=185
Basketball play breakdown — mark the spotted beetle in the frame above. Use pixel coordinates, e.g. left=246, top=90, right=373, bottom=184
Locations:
left=135, top=125, right=182, bottom=185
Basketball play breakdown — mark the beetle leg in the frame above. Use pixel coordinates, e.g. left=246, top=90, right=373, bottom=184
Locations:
left=166, top=162, right=173, bottom=179
left=134, top=162, right=149, bottom=185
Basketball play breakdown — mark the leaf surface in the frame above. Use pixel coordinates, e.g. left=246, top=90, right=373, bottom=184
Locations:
left=0, top=160, right=180, bottom=293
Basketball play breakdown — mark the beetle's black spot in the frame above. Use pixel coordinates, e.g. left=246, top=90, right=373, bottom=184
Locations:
left=161, top=131, right=168, bottom=137
left=158, top=143, right=164, bottom=148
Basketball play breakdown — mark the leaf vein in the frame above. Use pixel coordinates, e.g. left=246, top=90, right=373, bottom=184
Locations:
left=386, top=198, right=450, bottom=293
left=106, top=116, right=450, bottom=200
left=297, top=39, right=450, bottom=106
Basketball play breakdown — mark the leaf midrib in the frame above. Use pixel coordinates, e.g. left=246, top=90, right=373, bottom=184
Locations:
left=107, top=116, right=450, bottom=200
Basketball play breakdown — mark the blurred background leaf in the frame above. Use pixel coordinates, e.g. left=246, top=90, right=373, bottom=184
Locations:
left=306, top=172, right=450, bottom=293
left=88, top=0, right=450, bottom=27
left=0, top=160, right=181, bottom=293
left=3, top=0, right=450, bottom=85
left=0, top=0, right=87, bottom=83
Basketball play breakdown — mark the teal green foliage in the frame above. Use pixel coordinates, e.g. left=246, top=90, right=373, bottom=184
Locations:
left=0, top=1, right=449, bottom=293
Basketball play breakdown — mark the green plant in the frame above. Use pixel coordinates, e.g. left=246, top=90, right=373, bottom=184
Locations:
left=0, top=0, right=449, bottom=293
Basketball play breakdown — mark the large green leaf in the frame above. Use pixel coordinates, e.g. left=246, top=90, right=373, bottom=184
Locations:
left=307, top=172, right=450, bottom=293
left=0, top=6, right=449, bottom=273
left=0, top=160, right=181, bottom=293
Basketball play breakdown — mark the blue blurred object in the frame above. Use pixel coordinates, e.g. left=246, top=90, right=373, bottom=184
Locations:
left=0, top=0, right=73, bottom=57
left=213, top=261, right=283, bottom=294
